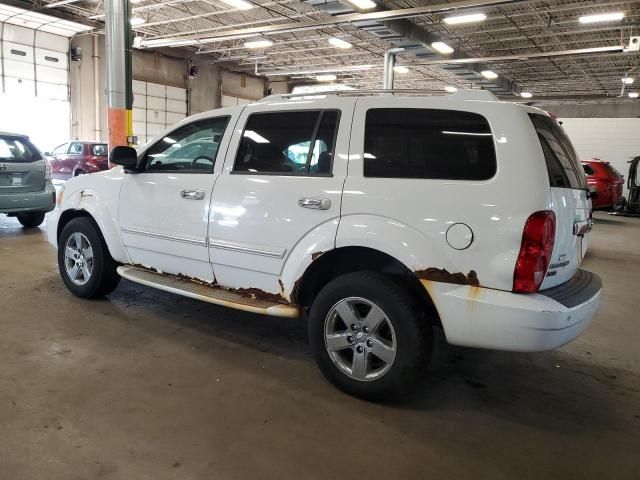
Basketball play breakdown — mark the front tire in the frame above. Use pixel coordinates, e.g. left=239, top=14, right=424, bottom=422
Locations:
left=17, top=212, right=45, bottom=228
left=58, top=217, right=120, bottom=298
left=308, top=271, right=432, bottom=401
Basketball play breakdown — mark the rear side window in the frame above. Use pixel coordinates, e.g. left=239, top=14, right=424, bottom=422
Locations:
left=363, top=109, right=496, bottom=180
left=583, top=164, right=595, bottom=176
left=69, top=142, right=84, bottom=155
left=0, top=136, right=41, bottom=163
left=529, top=114, right=586, bottom=189
left=92, top=144, right=108, bottom=156
left=233, top=110, right=339, bottom=175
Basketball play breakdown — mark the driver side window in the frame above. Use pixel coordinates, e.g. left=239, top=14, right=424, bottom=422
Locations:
left=144, top=117, right=230, bottom=174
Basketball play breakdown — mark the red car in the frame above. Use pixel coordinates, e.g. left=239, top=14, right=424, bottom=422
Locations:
left=582, top=158, right=624, bottom=210
left=47, top=141, right=109, bottom=179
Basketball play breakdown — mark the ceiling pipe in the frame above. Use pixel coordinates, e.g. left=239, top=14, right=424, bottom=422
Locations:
left=383, top=48, right=404, bottom=89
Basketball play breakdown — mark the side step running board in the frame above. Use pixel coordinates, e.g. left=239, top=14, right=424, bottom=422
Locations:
left=117, top=266, right=300, bottom=318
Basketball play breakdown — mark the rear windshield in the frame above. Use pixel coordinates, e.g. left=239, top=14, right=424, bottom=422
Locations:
left=0, top=136, right=42, bottom=163
left=92, top=144, right=108, bottom=156
left=603, top=163, right=623, bottom=178
left=529, top=114, right=586, bottom=189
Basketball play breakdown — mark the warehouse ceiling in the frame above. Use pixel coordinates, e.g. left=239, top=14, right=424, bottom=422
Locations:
left=9, top=0, right=640, bottom=99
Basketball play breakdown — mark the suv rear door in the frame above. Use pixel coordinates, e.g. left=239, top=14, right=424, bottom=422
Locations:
left=209, top=98, right=355, bottom=295
left=0, top=135, right=46, bottom=194
left=529, top=114, right=590, bottom=288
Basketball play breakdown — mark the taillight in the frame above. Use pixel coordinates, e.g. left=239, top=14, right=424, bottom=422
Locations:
left=44, top=159, right=52, bottom=180
left=513, top=211, right=556, bottom=293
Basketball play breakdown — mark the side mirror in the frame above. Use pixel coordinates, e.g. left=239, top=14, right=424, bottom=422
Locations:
left=109, top=146, right=139, bottom=172
left=588, top=187, right=598, bottom=200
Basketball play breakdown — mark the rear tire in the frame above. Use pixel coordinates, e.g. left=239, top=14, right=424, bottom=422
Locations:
left=58, top=217, right=120, bottom=298
left=17, top=212, right=45, bottom=228
left=308, top=271, right=432, bottom=401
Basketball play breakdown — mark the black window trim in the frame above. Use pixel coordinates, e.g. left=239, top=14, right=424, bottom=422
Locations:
left=139, top=115, right=231, bottom=174
left=362, top=107, right=498, bottom=182
left=230, top=108, right=341, bottom=178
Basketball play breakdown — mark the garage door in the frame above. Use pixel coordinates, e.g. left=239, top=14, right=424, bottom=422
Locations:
left=133, top=80, right=187, bottom=146
left=0, top=23, right=70, bottom=150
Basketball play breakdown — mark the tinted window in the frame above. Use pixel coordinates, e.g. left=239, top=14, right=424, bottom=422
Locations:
left=234, top=110, right=339, bottom=175
left=529, top=113, right=586, bottom=189
left=69, top=142, right=84, bottom=154
left=0, top=136, right=41, bottom=163
left=363, top=109, right=496, bottom=180
left=144, top=117, right=230, bottom=173
left=582, top=164, right=595, bottom=176
left=92, top=144, right=108, bottom=156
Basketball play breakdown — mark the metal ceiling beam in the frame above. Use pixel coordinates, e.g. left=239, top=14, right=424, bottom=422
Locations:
left=139, top=0, right=529, bottom=46
left=405, top=46, right=628, bottom=66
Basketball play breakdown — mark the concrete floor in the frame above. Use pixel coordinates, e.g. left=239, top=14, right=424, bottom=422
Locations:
left=0, top=212, right=639, bottom=480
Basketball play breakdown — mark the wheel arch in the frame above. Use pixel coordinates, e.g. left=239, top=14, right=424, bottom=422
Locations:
left=293, top=246, right=440, bottom=326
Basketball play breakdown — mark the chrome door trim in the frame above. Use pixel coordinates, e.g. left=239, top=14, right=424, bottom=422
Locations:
left=121, top=227, right=207, bottom=246
left=209, top=238, right=286, bottom=259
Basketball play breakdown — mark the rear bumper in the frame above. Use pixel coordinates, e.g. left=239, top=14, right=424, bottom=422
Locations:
left=0, top=180, right=56, bottom=214
left=424, top=269, right=602, bottom=352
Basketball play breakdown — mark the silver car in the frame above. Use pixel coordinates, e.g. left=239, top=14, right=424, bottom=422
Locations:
left=0, top=132, right=56, bottom=228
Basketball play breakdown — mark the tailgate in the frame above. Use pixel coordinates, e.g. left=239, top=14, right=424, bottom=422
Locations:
left=528, top=113, right=590, bottom=290
left=0, top=136, right=46, bottom=193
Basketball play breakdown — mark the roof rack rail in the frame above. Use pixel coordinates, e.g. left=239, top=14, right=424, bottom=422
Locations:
left=262, top=89, right=499, bottom=101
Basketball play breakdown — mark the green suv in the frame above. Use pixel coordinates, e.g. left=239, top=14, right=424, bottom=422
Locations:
left=0, top=132, right=56, bottom=228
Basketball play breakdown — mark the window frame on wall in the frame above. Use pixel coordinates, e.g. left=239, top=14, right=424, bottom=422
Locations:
left=232, top=109, right=341, bottom=177
left=140, top=116, right=231, bottom=174
left=362, top=108, right=498, bottom=181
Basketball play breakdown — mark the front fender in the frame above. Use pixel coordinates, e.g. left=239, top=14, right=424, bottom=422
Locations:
left=59, top=171, right=129, bottom=263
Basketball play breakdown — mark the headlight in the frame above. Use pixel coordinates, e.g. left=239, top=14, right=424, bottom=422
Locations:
left=56, top=186, right=65, bottom=208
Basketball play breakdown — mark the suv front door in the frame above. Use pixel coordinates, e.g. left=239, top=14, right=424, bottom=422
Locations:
left=118, top=113, right=235, bottom=282
left=209, top=99, right=354, bottom=296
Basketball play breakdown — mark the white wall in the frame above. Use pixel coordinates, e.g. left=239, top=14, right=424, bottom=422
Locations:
left=560, top=118, right=640, bottom=194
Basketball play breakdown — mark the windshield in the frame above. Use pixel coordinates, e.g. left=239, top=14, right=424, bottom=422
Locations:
left=529, top=114, right=587, bottom=190
left=0, top=136, right=42, bottom=163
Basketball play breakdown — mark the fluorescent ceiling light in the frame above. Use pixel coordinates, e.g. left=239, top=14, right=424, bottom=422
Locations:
left=244, top=130, right=269, bottom=143
left=244, top=39, right=273, bottom=49
left=481, top=70, right=498, bottom=80
left=220, top=0, right=254, bottom=10
left=443, top=13, right=487, bottom=25
left=579, top=12, right=624, bottom=24
left=444, top=86, right=458, bottom=93
left=328, top=37, right=352, bottom=49
left=393, top=66, right=409, bottom=74
left=345, top=0, right=377, bottom=10
left=520, top=92, right=533, bottom=98
left=130, top=17, right=145, bottom=26
left=622, top=77, right=635, bottom=85
left=263, top=65, right=373, bottom=76
left=629, top=92, right=639, bottom=99
left=431, top=41, right=454, bottom=54
left=316, top=74, right=337, bottom=81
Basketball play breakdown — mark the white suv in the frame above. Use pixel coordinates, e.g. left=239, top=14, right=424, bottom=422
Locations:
left=48, top=90, right=602, bottom=400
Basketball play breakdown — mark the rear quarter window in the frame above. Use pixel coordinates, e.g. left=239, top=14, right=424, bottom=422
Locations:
left=0, top=136, right=42, bottom=163
left=92, top=144, right=108, bottom=156
left=363, top=108, right=496, bottom=180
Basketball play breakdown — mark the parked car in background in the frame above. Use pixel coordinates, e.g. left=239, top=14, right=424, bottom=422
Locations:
left=582, top=158, right=624, bottom=210
left=0, top=132, right=55, bottom=228
left=46, top=141, right=108, bottom=179
left=48, top=91, right=603, bottom=400
left=627, top=156, right=640, bottom=214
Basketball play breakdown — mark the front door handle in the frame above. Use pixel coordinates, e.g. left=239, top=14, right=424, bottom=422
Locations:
left=299, top=197, right=331, bottom=210
left=180, top=189, right=205, bottom=200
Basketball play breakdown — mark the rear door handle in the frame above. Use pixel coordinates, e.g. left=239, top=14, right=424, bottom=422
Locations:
left=180, top=189, right=205, bottom=200
left=299, top=197, right=331, bottom=210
